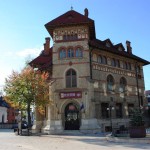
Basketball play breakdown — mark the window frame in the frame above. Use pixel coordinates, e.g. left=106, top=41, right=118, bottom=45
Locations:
left=66, top=69, right=77, bottom=88
left=107, top=75, right=115, bottom=91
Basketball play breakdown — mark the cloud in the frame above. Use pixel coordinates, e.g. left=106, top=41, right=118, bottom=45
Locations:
left=16, top=46, right=43, bottom=58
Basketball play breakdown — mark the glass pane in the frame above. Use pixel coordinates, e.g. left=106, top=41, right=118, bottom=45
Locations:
left=71, top=69, right=76, bottom=75
left=72, top=76, right=77, bottom=87
left=66, top=76, right=71, bottom=88
left=66, top=70, right=71, bottom=76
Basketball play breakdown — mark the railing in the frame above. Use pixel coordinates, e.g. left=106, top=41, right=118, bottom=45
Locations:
left=0, top=123, right=14, bottom=129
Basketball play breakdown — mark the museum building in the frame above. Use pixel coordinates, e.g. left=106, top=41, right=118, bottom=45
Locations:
left=30, top=8, right=150, bottom=134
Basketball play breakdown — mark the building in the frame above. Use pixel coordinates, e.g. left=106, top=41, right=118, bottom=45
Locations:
left=145, top=90, right=150, bottom=107
left=0, top=96, right=8, bottom=123
left=0, top=96, right=17, bottom=124
left=30, top=8, right=150, bottom=134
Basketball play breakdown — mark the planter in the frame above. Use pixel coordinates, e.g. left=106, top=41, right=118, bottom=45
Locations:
left=129, top=126, right=146, bottom=138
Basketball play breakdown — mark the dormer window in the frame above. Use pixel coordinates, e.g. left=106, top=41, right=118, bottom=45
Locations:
left=118, top=47, right=122, bottom=51
left=106, top=42, right=111, bottom=47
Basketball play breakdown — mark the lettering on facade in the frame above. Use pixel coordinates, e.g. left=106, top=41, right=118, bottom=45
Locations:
left=60, top=91, right=82, bottom=99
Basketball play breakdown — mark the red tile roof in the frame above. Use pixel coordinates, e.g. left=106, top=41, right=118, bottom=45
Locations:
left=45, top=10, right=96, bottom=39
left=29, top=48, right=53, bottom=68
left=89, top=39, right=150, bottom=65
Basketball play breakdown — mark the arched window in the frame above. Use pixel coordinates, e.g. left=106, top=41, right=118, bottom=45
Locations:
left=66, top=69, right=77, bottom=88
left=97, top=55, right=102, bottom=63
left=120, top=77, right=127, bottom=92
left=107, top=75, right=114, bottom=91
left=123, top=62, right=128, bottom=69
left=116, top=59, right=120, bottom=67
left=135, top=65, right=141, bottom=73
left=75, top=48, right=82, bottom=57
left=59, top=49, right=66, bottom=59
left=92, top=54, right=97, bottom=62
left=127, top=63, right=131, bottom=70
left=68, top=48, right=74, bottom=58
left=111, top=58, right=116, bottom=67
left=102, top=56, right=107, bottom=64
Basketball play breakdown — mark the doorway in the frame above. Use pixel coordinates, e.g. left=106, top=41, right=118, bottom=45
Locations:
left=65, top=103, right=80, bottom=130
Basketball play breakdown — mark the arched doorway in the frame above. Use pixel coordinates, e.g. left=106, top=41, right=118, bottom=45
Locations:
left=65, top=103, right=80, bottom=130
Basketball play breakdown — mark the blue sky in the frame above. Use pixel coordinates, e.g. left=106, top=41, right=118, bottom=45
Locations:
left=0, top=0, right=150, bottom=90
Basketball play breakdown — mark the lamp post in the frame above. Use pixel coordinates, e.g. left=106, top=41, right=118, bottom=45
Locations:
left=107, top=105, right=114, bottom=135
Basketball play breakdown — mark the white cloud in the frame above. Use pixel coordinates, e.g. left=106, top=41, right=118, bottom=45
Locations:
left=16, top=46, right=43, bottom=58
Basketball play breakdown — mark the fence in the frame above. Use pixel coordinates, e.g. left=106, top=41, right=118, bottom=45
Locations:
left=0, top=123, right=14, bottom=129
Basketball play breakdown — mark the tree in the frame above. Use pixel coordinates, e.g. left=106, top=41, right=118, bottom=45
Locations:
left=4, top=66, right=50, bottom=128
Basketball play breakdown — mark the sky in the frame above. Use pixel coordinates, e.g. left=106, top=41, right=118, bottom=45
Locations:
left=0, top=0, right=150, bottom=91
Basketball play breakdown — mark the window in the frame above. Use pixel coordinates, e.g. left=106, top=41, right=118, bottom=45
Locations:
left=66, top=69, right=77, bottom=88
left=107, top=75, right=114, bottom=91
left=119, top=77, right=127, bottom=92
left=127, top=63, right=131, bottom=70
left=116, top=59, right=120, bottom=68
left=123, top=62, right=128, bottom=69
left=111, top=58, right=116, bottom=67
left=116, top=103, right=122, bottom=118
left=101, top=103, right=109, bottom=118
left=63, top=34, right=78, bottom=41
left=97, top=55, right=102, bottom=63
left=68, top=48, right=74, bottom=58
left=59, top=49, right=66, bottom=59
left=128, top=104, right=134, bottom=117
left=135, top=65, right=141, bottom=73
left=102, top=56, right=107, bottom=64
left=75, top=48, right=82, bottom=57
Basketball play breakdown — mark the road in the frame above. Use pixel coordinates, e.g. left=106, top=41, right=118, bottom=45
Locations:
left=0, top=129, right=149, bottom=150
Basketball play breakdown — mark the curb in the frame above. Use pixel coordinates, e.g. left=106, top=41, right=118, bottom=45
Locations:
left=106, top=135, right=150, bottom=144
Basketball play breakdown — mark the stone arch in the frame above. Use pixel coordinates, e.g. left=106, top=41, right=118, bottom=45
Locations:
left=60, top=99, right=81, bottom=130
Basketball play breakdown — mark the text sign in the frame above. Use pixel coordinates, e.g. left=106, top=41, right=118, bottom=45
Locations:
left=60, top=91, right=82, bottom=99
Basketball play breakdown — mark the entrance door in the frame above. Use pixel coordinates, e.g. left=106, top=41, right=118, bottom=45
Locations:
left=65, top=103, right=80, bottom=130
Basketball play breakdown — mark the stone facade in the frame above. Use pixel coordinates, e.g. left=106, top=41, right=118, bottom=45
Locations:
left=31, top=9, right=149, bottom=134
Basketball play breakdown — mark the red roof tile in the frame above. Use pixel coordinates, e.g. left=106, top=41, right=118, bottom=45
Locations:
left=45, top=10, right=95, bottom=39
left=29, top=55, right=51, bottom=66
left=89, top=39, right=150, bottom=65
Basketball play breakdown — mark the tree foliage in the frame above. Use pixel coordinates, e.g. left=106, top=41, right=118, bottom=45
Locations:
left=130, top=109, right=145, bottom=127
left=4, top=66, right=50, bottom=126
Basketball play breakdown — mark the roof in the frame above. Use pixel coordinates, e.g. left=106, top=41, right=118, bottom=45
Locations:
left=89, top=39, right=150, bottom=65
left=29, top=47, right=52, bottom=67
left=45, top=10, right=96, bottom=39
left=29, top=55, right=52, bottom=66
left=29, top=47, right=53, bottom=71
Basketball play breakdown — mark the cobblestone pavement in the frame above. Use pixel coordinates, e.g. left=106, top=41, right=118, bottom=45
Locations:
left=0, top=129, right=150, bottom=150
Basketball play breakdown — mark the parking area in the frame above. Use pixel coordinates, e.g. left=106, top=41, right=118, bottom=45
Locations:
left=0, top=129, right=150, bottom=150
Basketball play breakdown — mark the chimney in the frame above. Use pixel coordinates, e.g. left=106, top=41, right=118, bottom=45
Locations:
left=126, top=40, right=132, bottom=54
left=84, top=8, right=89, bottom=17
left=44, top=37, right=50, bottom=55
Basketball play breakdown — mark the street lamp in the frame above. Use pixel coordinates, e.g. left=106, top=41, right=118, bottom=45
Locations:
left=107, top=105, right=114, bottom=135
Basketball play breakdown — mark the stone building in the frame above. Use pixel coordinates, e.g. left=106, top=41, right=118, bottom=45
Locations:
left=30, top=8, right=149, bottom=134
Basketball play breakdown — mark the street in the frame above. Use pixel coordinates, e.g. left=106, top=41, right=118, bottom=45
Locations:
left=0, top=129, right=149, bottom=150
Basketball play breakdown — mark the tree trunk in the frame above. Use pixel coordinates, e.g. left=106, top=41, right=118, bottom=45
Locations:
left=27, top=102, right=31, bottom=136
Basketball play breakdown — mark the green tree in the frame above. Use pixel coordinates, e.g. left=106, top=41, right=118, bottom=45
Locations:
left=4, top=66, right=50, bottom=128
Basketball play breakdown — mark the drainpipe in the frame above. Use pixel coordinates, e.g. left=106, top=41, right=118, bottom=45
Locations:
left=135, top=62, right=140, bottom=110
left=89, top=47, right=93, bottom=80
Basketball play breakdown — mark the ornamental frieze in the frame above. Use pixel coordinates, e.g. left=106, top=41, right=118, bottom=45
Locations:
left=92, top=63, right=136, bottom=78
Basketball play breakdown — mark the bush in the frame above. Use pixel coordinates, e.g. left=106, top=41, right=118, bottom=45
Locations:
left=130, top=109, right=145, bottom=127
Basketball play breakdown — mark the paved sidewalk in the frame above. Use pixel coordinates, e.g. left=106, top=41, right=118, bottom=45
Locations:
left=0, top=129, right=150, bottom=150
left=106, top=134, right=150, bottom=144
